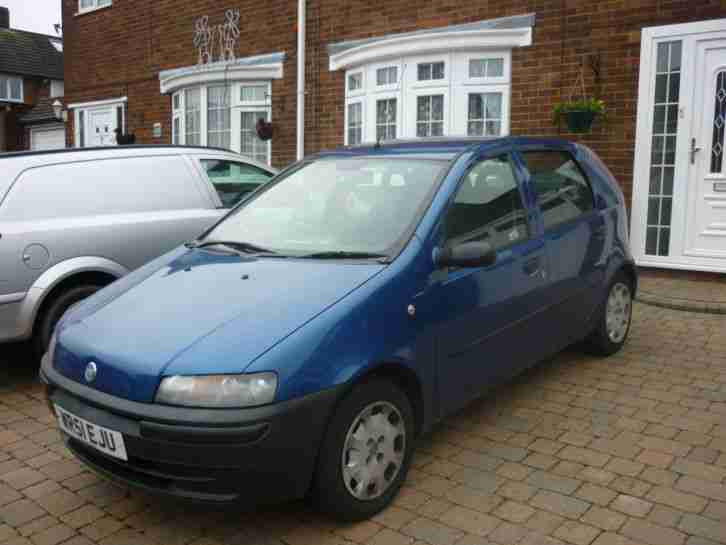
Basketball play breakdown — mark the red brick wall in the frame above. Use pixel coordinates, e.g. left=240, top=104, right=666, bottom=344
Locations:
left=63, top=0, right=726, bottom=205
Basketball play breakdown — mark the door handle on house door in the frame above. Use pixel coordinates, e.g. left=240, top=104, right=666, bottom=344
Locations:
left=690, top=138, right=702, bottom=165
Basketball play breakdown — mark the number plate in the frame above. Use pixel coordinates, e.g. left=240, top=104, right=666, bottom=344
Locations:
left=55, top=405, right=128, bottom=461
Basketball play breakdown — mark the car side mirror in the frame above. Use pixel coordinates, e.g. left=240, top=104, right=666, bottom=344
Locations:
left=436, top=241, right=497, bottom=269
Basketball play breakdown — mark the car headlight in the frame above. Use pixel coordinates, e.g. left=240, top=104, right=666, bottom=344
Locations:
left=154, top=373, right=278, bottom=408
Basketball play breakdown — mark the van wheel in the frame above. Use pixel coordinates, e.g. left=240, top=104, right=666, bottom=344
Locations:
left=312, top=379, right=414, bottom=521
left=33, top=285, right=102, bottom=360
left=584, top=272, right=633, bottom=356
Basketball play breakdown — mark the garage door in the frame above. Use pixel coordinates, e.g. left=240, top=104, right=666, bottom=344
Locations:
left=31, top=127, right=66, bottom=151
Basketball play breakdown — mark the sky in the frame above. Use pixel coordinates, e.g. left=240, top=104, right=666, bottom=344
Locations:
left=2, top=0, right=62, bottom=36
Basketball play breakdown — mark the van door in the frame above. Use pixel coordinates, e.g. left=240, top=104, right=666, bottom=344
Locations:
left=429, top=152, right=550, bottom=417
left=518, top=147, right=606, bottom=349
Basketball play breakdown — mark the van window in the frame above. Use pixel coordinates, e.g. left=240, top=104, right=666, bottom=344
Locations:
left=443, top=155, right=529, bottom=252
left=0, top=156, right=207, bottom=221
left=201, top=159, right=273, bottom=208
left=520, top=150, right=594, bottom=230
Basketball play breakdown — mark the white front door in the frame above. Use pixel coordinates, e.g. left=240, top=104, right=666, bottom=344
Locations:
left=631, top=19, right=726, bottom=273
left=683, top=37, right=726, bottom=262
left=89, top=109, right=116, bottom=146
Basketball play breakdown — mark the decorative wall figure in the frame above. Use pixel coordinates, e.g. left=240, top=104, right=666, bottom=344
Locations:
left=218, top=9, right=240, bottom=63
left=193, top=16, right=214, bottom=65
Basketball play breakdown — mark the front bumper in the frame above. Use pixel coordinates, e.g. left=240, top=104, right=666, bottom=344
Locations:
left=41, top=355, right=343, bottom=504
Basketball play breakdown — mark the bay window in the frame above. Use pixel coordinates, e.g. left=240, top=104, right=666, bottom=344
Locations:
left=172, top=81, right=272, bottom=165
left=343, top=51, right=511, bottom=144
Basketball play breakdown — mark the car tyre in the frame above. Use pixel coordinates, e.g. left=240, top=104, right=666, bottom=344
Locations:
left=34, top=285, right=102, bottom=360
left=584, top=272, right=633, bottom=356
left=312, top=378, right=415, bottom=521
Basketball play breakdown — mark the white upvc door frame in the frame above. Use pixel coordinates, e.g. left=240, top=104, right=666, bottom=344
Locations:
left=631, top=18, right=726, bottom=273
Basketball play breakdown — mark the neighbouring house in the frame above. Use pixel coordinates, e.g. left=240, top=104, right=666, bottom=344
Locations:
left=0, top=6, right=65, bottom=151
left=61, top=0, right=725, bottom=273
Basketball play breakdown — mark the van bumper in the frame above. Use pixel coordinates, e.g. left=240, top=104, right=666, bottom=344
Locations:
left=41, top=354, right=343, bottom=504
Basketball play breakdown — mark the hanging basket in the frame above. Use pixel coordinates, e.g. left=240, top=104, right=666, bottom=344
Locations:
left=256, top=119, right=273, bottom=141
left=563, top=110, right=596, bottom=133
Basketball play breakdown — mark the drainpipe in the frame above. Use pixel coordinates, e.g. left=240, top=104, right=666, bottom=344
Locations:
left=296, top=0, right=305, bottom=161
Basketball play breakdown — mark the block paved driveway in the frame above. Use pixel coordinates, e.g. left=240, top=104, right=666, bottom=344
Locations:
left=2, top=302, right=726, bottom=545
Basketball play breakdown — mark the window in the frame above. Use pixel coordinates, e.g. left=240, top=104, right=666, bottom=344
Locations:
left=347, top=102, right=363, bottom=145
left=710, top=70, right=725, bottom=174
left=50, top=80, right=64, bottom=98
left=376, top=67, right=398, bottom=86
left=376, top=99, right=397, bottom=141
left=241, top=111, right=268, bottom=163
left=0, top=75, right=23, bottom=103
left=521, top=151, right=594, bottom=230
left=171, top=82, right=272, bottom=164
left=78, top=111, right=85, bottom=147
left=201, top=159, right=274, bottom=208
left=467, top=93, right=502, bottom=136
left=418, top=62, right=445, bottom=81
left=79, top=0, right=111, bottom=12
left=342, top=51, right=511, bottom=142
left=416, top=95, right=444, bottom=137
left=207, top=86, right=231, bottom=149
left=184, top=88, right=201, bottom=146
left=444, top=155, right=528, bottom=252
left=469, top=58, right=504, bottom=79
left=348, top=72, right=363, bottom=92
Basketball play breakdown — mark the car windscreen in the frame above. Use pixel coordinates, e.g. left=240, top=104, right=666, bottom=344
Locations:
left=201, top=157, right=450, bottom=258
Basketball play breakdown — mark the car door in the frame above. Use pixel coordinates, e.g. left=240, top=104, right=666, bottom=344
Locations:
left=429, top=151, right=550, bottom=417
left=518, top=146, right=606, bottom=350
left=196, top=157, right=276, bottom=211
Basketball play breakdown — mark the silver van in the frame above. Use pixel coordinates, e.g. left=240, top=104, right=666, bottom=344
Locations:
left=0, top=145, right=276, bottom=356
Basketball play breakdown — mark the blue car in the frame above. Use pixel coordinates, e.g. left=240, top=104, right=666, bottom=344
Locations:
left=42, top=137, right=636, bottom=520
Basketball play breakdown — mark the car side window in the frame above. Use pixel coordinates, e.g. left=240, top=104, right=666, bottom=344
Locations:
left=520, top=150, right=594, bottom=230
left=201, top=159, right=273, bottom=208
left=443, top=155, right=529, bottom=253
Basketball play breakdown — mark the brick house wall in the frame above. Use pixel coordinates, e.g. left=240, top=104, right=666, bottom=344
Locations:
left=62, top=0, right=725, bottom=207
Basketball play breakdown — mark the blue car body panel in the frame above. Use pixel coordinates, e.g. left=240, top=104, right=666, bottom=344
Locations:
left=54, top=136, right=635, bottom=436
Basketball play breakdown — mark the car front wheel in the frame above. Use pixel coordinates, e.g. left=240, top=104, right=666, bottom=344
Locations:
left=312, top=378, right=414, bottom=521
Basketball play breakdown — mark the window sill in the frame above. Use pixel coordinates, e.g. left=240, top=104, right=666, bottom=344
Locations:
left=75, top=4, right=112, bottom=17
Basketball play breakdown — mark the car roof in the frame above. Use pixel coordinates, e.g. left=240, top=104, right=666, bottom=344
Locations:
left=315, top=136, right=577, bottom=160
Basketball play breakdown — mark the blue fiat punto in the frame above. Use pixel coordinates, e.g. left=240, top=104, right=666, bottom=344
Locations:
left=42, top=137, right=636, bottom=520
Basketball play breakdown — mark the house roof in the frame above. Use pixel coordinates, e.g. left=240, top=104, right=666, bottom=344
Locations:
left=0, top=27, right=63, bottom=80
left=18, top=96, right=57, bottom=124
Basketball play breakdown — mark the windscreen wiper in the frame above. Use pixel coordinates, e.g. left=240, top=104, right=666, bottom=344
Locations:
left=185, top=240, right=278, bottom=255
left=301, top=251, right=389, bottom=261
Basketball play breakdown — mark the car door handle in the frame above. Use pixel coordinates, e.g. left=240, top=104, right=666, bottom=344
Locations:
left=523, top=256, right=542, bottom=277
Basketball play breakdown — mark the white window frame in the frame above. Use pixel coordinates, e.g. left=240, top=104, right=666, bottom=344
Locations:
left=342, top=50, right=511, bottom=143
left=345, top=99, right=365, bottom=146
left=0, top=74, right=24, bottom=104
left=50, top=80, right=64, bottom=98
left=78, top=0, right=112, bottom=15
left=172, top=81, right=272, bottom=165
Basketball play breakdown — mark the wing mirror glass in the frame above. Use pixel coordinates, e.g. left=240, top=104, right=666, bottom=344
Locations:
left=436, top=241, right=497, bottom=268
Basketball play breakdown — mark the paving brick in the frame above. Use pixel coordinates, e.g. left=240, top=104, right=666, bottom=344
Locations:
left=0, top=499, right=47, bottom=527
left=373, top=507, right=417, bottom=531
left=79, top=518, right=124, bottom=541
left=686, top=448, right=720, bottom=465
left=451, top=450, right=502, bottom=472
left=35, top=489, right=86, bottom=517
left=641, top=467, right=678, bottom=487
left=647, top=486, right=709, bottom=513
left=553, top=521, right=601, bottom=545
left=637, top=450, right=675, bottom=469
left=644, top=423, right=679, bottom=440
left=450, top=468, right=504, bottom=494
left=1, top=468, right=45, bottom=490
left=17, top=516, right=56, bottom=538
left=530, top=439, right=566, bottom=456
left=649, top=505, right=683, bottom=528
left=22, top=481, right=60, bottom=501
left=334, top=520, right=382, bottom=542
left=367, top=528, right=413, bottom=545
left=621, top=518, right=686, bottom=545
left=671, top=459, right=726, bottom=483
left=554, top=462, right=587, bottom=478
left=524, top=453, right=559, bottom=470
left=525, top=510, right=566, bottom=534
left=0, top=483, right=22, bottom=506
left=679, top=514, right=726, bottom=543
left=418, top=498, right=454, bottom=518
left=581, top=507, right=627, bottom=531
left=579, top=468, right=617, bottom=486
left=611, top=495, right=654, bottom=517
left=488, top=521, right=532, bottom=544
left=638, top=437, right=691, bottom=457
left=28, top=523, right=76, bottom=545
left=443, top=485, right=502, bottom=513
left=530, top=491, right=591, bottom=519
left=60, top=505, right=107, bottom=530
left=677, top=477, right=726, bottom=503
left=559, top=447, right=611, bottom=468
left=605, top=457, right=645, bottom=477
left=527, top=471, right=582, bottom=495
left=0, top=524, right=18, bottom=541
left=495, top=462, right=534, bottom=481
left=560, top=432, right=593, bottom=447
left=610, top=476, right=652, bottom=497
left=492, top=500, right=535, bottom=523
left=575, top=484, right=618, bottom=507
left=401, top=517, right=465, bottom=545
left=704, top=500, right=726, bottom=522
left=416, top=476, right=454, bottom=497
left=590, top=438, right=641, bottom=460
left=591, top=533, right=641, bottom=545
